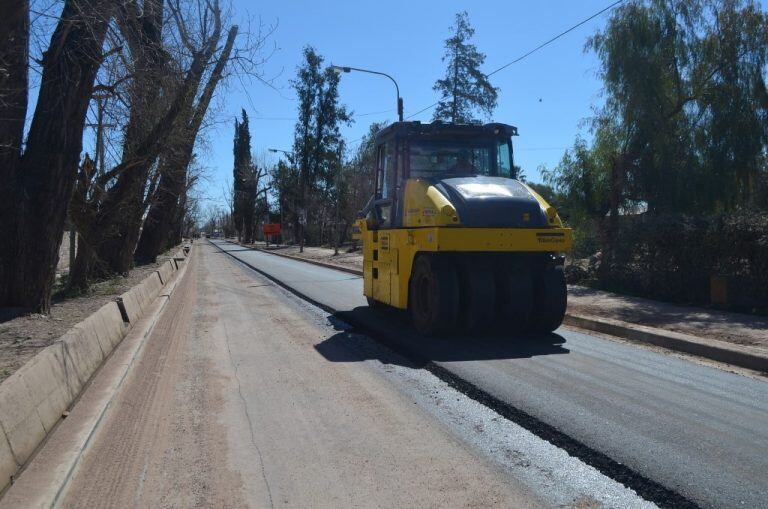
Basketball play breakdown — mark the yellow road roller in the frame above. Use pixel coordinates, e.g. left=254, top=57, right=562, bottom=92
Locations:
left=355, top=121, right=572, bottom=335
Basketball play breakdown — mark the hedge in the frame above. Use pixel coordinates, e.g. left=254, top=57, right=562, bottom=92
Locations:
left=598, top=212, right=768, bottom=312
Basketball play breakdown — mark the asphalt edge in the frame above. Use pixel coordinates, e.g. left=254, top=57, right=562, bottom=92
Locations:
left=231, top=240, right=767, bottom=374
left=0, top=246, right=190, bottom=498
left=237, top=242, right=364, bottom=276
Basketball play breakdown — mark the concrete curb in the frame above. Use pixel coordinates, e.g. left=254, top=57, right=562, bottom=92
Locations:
left=230, top=241, right=768, bottom=373
left=156, top=259, right=175, bottom=285
left=563, top=314, right=767, bottom=372
left=118, top=272, right=164, bottom=324
left=0, top=249, right=186, bottom=495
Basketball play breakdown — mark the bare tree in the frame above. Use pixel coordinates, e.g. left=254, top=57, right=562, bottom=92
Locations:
left=76, top=0, right=216, bottom=276
left=73, top=0, right=272, bottom=278
left=135, top=22, right=238, bottom=262
left=70, top=0, right=249, bottom=281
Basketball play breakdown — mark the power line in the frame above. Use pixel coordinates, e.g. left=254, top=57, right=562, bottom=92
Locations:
left=486, top=0, right=625, bottom=77
left=355, top=108, right=396, bottom=118
left=405, top=102, right=439, bottom=120
left=252, top=108, right=395, bottom=122
left=404, top=0, right=626, bottom=120
left=251, top=116, right=297, bottom=121
left=516, top=146, right=569, bottom=151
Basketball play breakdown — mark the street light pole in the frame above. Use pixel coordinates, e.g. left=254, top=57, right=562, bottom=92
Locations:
left=331, top=65, right=404, bottom=122
left=334, top=144, right=343, bottom=256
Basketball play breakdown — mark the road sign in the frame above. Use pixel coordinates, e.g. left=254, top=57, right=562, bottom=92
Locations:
left=263, top=223, right=282, bottom=235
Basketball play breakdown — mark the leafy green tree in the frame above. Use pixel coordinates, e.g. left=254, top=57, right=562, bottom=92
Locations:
left=290, top=46, right=350, bottom=251
left=546, top=0, right=768, bottom=287
left=544, top=136, right=612, bottom=225
left=342, top=122, right=386, bottom=228
left=587, top=0, right=696, bottom=213
left=694, top=0, right=768, bottom=210
left=433, top=11, right=498, bottom=123
left=270, top=158, right=299, bottom=243
left=586, top=0, right=767, bottom=214
left=543, top=122, right=633, bottom=260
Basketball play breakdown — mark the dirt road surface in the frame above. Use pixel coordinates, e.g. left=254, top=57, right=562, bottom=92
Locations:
left=52, top=243, right=538, bottom=508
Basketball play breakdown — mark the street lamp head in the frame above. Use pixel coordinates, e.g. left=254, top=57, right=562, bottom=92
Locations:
left=329, top=64, right=403, bottom=121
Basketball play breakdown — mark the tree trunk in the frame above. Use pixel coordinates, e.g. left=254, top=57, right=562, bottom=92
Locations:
left=0, top=1, right=30, bottom=308
left=0, top=0, right=112, bottom=313
left=68, top=234, right=95, bottom=292
left=84, top=0, right=165, bottom=275
left=134, top=157, right=185, bottom=263
left=68, top=226, right=76, bottom=272
left=0, top=2, right=28, bottom=179
left=166, top=187, right=186, bottom=248
left=600, top=155, right=624, bottom=284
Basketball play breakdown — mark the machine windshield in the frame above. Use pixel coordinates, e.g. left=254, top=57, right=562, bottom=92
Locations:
left=409, top=139, right=513, bottom=178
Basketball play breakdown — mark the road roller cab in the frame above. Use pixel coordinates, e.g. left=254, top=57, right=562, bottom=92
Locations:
left=357, top=121, right=572, bottom=336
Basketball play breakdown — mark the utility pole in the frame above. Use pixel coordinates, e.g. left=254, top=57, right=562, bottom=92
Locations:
left=334, top=145, right=343, bottom=256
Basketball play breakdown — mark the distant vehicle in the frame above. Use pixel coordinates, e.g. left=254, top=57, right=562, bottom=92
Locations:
left=355, top=121, right=572, bottom=335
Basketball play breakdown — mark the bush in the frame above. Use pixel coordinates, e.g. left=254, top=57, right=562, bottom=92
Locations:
left=599, top=212, right=768, bottom=311
left=570, top=219, right=600, bottom=259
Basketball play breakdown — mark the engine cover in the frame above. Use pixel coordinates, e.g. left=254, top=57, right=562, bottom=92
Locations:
left=435, top=176, right=548, bottom=228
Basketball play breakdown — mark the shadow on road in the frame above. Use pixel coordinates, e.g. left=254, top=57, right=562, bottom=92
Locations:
left=315, top=305, right=569, bottom=368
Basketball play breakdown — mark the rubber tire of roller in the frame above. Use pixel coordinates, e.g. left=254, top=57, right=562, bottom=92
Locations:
left=409, top=255, right=460, bottom=336
left=497, top=269, right=534, bottom=334
left=528, top=265, right=567, bottom=333
left=459, top=258, right=496, bottom=334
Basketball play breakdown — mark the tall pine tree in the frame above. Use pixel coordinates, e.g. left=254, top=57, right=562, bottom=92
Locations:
left=233, top=109, right=257, bottom=243
left=433, top=11, right=498, bottom=124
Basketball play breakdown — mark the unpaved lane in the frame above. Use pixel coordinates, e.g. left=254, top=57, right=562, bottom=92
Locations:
left=59, top=243, right=537, bottom=508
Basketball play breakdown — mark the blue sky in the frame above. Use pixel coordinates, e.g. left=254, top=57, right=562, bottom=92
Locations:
left=196, top=1, right=623, bottom=208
